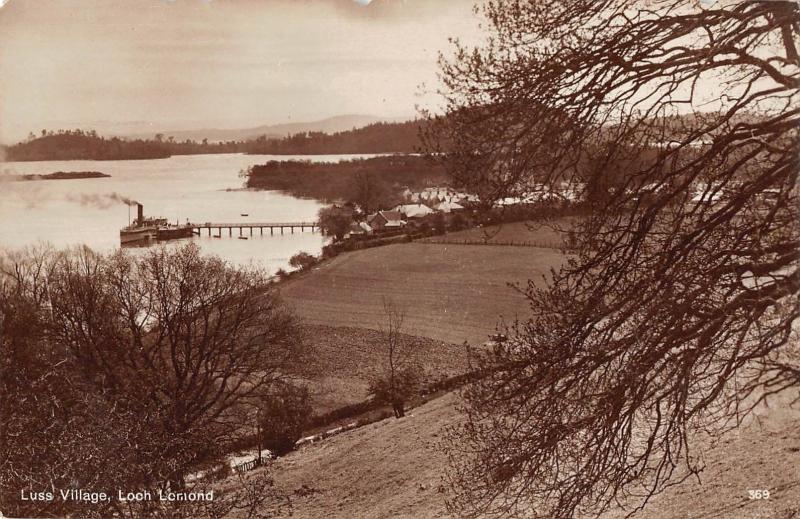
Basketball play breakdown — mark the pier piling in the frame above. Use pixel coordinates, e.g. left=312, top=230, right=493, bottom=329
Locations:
left=189, top=221, right=318, bottom=239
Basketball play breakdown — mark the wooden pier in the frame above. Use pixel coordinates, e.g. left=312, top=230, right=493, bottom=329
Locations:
left=190, top=221, right=319, bottom=237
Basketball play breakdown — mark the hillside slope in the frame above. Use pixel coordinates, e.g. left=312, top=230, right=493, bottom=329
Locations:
left=269, top=392, right=460, bottom=519
left=258, top=393, right=799, bottom=519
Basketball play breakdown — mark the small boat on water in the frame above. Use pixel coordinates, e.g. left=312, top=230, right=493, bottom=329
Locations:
left=241, top=213, right=249, bottom=217
left=238, top=236, right=248, bottom=240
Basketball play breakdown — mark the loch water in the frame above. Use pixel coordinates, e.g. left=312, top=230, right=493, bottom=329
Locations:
left=0, top=152, right=377, bottom=273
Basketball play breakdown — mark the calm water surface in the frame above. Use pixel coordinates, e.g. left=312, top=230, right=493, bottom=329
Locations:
left=0, top=153, right=374, bottom=273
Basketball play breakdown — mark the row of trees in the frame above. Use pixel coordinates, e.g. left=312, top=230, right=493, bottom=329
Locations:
left=3, top=120, right=427, bottom=162
left=0, top=243, right=307, bottom=518
left=243, top=121, right=424, bottom=155
left=5, top=129, right=247, bottom=161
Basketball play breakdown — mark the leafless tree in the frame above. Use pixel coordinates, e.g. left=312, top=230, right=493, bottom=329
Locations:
left=0, top=246, right=159, bottom=518
left=431, top=1, right=799, bottom=517
left=0, top=246, right=61, bottom=515
left=368, top=297, right=421, bottom=418
left=1, top=244, right=302, bottom=517
left=45, top=243, right=303, bottom=490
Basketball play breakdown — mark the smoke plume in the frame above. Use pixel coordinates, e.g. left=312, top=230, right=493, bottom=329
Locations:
left=67, top=192, right=139, bottom=209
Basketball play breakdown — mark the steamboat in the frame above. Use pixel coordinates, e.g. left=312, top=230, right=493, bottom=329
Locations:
left=120, top=203, right=194, bottom=245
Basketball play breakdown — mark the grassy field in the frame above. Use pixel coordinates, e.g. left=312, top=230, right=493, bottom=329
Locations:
left=239, top=393, right=800, bottom=519
left=280, top=242, right=568, bottom=346
left=295, top=325, right=468, bottom=415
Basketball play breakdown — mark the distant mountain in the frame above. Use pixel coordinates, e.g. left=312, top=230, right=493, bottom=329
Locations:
left=125, top=115, right=412, bottom=143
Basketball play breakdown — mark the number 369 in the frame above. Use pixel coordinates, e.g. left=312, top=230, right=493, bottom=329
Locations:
left=748, top=489, right=770, bottom=500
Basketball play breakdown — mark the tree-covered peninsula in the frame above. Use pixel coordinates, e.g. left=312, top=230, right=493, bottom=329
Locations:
left=243, top=155, right=446, bottom=209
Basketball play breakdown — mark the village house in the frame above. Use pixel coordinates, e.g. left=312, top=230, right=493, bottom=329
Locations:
left=492, top=182, right=586, bottom=208
left=434, top=200, right=465, bottom=213
left=345, top=221, right=372, bottom=239
left=393, top=203, right=435, bottom=219
left=402, top=186, right=479, bottom=206
left=366, top=210, right=405, bottom=232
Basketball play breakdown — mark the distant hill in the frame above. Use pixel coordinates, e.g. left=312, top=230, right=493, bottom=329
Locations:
left=3, top=120, right=427, bottom=161
left=126, top=115, right=412, bottom=143
left=4, top=129, right=253, bottom=162
left=4, top=131, right=174, bottom=162
left=244, top=120, right=427, bottom=155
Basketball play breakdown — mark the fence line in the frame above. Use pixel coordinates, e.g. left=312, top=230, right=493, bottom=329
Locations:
left=233, top=457, right=265, bottom=474
left=224, top=369, right=492, bottom=477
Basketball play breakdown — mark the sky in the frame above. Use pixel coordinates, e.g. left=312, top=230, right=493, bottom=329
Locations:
left=0, top=0, right=483, bottom=143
